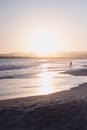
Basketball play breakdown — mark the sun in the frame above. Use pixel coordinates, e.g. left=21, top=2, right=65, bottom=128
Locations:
left=29, top=30, right=61, bottom=56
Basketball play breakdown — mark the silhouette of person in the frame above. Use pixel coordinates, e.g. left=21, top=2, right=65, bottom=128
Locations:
left=69, top=61, right=72, bottom=68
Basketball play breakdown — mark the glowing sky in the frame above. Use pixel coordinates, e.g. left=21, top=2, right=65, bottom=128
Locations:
left=0, top=0, right=87, bottom=55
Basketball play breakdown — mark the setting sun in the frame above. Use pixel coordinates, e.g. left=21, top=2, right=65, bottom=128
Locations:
left=29, top=30, right=61, bottom=56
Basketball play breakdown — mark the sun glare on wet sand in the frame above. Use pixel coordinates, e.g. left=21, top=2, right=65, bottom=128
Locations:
left=38, top=64, right=55, bottom=95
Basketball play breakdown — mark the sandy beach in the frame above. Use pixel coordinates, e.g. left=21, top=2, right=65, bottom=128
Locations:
left=0, top=69, right=87, bottom=130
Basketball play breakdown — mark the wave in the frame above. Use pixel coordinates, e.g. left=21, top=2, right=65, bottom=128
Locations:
left=0, top=65, right=28, bottom=71
left=0, top=72, right=40, bottom=79
left=0, top=74, right=29, bottom=79
left=0, top=63, right=40, bottom=71
left=0, top=75, right=15, bottom=79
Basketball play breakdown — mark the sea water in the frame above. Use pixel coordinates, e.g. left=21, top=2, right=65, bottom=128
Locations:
left=0, top=58, right=87, bottom=100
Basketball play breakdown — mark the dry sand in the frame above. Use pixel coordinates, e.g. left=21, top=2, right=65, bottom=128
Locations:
left=0, top=69, right=87, bottom=130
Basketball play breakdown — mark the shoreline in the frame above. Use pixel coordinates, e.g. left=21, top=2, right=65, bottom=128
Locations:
left=0, top=82, right=87, bottom=129
left=1, top=68, right=87, bottom=102
left=0, top=82, right=87, bottom=102
left=1, top=68, right=87, bottom=129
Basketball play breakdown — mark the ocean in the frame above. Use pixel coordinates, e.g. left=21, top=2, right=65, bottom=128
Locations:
left=0, top=58, right=87, bottom=100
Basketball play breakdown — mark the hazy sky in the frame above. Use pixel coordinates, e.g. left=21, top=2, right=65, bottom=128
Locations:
left=0, top=0, right=87, bottom=54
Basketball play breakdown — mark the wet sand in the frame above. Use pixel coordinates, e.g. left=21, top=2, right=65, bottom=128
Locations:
left=0, top=69, right=87, bottom=130
left=63, top=68, right=87, bottom=76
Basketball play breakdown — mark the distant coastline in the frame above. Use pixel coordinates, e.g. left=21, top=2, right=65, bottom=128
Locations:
left=0, top=51, right=87, bottom=59
left=0, top=56, right=87, bottom=59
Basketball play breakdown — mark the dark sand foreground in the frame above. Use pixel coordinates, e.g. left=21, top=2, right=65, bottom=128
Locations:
left=1, top=69, right=87, bottom=130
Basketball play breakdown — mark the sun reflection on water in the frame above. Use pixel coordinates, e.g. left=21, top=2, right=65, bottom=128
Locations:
left=39, top=63, right=55, bottom=95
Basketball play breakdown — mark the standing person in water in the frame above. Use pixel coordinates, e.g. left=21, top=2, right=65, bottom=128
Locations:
left=69, top=61, right=72, bottom=68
